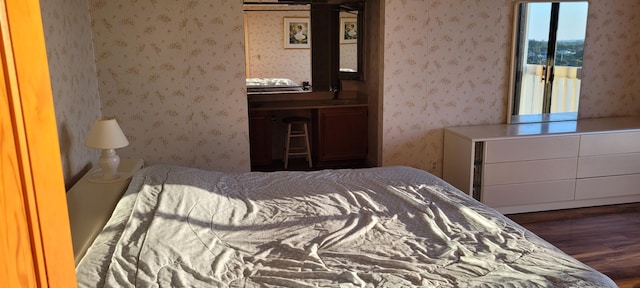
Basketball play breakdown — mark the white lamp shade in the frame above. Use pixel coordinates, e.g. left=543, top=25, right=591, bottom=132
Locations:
left=85, top=117, right=129, bottom=149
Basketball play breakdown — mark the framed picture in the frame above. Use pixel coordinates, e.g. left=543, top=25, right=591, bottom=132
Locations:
left=284, top=17, right=310, bottom=49
left=340, top=17, right=357, bottom=44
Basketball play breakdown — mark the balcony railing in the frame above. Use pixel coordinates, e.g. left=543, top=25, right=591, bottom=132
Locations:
left=518, top=65, right=581, bottom=115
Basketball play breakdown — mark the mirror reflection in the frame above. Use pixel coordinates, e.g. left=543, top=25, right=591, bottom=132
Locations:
left=244, top=4, right=312, bottom=94
left=508, top=1, right=589, bottom=123
left=339, top=10, right=358, bottom=73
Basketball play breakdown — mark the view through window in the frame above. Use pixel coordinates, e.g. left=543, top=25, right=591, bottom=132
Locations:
left=510, top=1, right=588, bottom=123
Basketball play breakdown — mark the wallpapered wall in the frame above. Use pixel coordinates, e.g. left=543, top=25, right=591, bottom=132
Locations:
left=382, top=0, right=510, bottom=172
left=40, top=0, right=101, bottom=187
left=577, top=0, right=640, bottom=118
left=88, top=0, right=250, bottom=172
left=42, top=0, right=640, bottom=186
left=381, top=0, right=640, bottom=174
left=245, top=10, right=311, bottom=85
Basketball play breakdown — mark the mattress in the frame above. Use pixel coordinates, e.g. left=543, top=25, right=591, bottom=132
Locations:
left=76, top=165, right=616, bottom=287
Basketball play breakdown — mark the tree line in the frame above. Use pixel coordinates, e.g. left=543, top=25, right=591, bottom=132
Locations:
left=527, top=40, right=584, bottom=67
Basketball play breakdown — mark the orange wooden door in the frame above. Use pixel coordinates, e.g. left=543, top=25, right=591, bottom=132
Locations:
left=0, top=0, right=77, bottom=287
left=0, top=46, right=39, bottom=288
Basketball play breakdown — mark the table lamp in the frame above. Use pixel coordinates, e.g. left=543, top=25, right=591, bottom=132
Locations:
left=85, top=117, right=129, bottom=182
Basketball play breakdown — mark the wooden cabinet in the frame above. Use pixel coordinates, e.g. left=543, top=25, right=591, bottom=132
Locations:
left=313, top=106, right=367, bottom=166
left=249, top=105, right=368, bottom=169
left=248, top=111, right=272, bottom=166
left=443, top=116, right=640, bottom=214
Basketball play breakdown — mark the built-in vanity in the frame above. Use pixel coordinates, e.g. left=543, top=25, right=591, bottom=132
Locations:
left=249, top=91, right=368, bottom=169
left=245, top=0, right=370, bottom=170
left=443, top=116, right=640, bottom=214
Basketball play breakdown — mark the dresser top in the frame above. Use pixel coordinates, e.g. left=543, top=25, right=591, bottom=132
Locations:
left=445, top=116, right=640, bottom=141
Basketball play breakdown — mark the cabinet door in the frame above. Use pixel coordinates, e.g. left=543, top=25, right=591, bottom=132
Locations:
left=249, top=111, right=272, bottom=166
left=315, top=106, right=367, bottom=162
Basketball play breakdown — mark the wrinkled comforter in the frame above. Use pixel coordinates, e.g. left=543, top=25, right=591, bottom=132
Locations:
left=76, top=165, right=616, bottom=287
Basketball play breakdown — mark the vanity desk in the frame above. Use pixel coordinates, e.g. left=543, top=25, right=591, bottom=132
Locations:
left=443, top=116, right=640, bottom=214
left=248, top=92, right=368, bottom=170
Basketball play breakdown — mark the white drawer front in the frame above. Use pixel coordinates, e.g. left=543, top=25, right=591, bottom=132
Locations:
left=580, top=131, right=640, bottom=156
left=575, top=174, right=640, bottom=199
left=484, top=136, right=579, bottom=163
left=483, top=158, right=578, bottom=186
left=577, top=153, right=640, bottom=178
left=482, top=180, right=575, bottom=207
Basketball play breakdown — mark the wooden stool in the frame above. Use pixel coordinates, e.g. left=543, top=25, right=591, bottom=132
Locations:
left=283, top=117, right=312, bottom=169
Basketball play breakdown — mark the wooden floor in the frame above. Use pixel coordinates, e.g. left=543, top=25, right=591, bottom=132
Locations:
left=508, top=202, right=640, bottom=288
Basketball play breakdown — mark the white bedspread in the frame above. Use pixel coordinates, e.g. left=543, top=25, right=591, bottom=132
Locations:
left=77, top=165, right=616, bottom=287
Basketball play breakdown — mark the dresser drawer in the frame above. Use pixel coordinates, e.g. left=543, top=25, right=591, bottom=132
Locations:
left=575, top=174, right=640, bottom=199
left=482, top=180, right=575, bottom=207
left=579, top=131, right=640, bottom=156
left=577, top=153, right=640, bottom=178
left=484, top=136, right=579, bottom=163
left=483, top=158, right=578, bottom=186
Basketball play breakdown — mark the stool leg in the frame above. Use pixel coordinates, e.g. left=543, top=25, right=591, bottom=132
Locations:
left=303, top=123, right=312, bottom=168
left=284, top=123, right=291, bottom=169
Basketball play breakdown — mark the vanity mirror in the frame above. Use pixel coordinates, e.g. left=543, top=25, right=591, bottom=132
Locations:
left=243, top=1, right=365, bottom=95
left=338, top=3, right=363, bottom=81
left=244, top=3, right=312, bottom=94
left=507, top=1, right=589, bottom=124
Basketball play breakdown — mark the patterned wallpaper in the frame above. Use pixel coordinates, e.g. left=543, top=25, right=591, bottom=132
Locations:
left=381, top=0, right=640, bottom=175
left=578, top=0, right=640, bottom=118
left=40, top=0, right=640, bottom=186
left=340, top=43, right=357, bottom=71
left=245, top=10, right=311, bottom=85
left=381, top=0, right=510, bottom=173
left=88, top=0, right=249, bottom=172
left=40, top=0, right=101, bottom=187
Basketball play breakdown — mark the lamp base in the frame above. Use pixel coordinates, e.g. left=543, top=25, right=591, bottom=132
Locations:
left=87, top=148, right=130, bottom=183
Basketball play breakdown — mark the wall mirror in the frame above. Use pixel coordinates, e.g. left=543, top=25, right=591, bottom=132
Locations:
left=507, top=1, right=589, bottom=124
left=338, top=3, right=364, bottom=81
left=243, top=3, right=313, bottom=94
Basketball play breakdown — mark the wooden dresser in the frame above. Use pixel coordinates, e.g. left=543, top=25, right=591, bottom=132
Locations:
left=443, top=116, right=640, bottom=214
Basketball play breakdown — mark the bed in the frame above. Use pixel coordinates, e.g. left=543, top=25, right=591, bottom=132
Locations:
left=75, top=164, right=616, bottom=287
left=246, top=78, right=305, bottom=94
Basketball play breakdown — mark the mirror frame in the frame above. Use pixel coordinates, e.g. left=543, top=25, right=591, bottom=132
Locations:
left=337, top=3, right=364, bottom=81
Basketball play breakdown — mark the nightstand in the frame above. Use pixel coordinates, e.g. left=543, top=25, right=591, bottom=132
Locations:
left=66, top=158, right=144, bottom=265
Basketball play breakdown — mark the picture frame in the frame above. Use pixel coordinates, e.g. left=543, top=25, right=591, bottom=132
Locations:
left=340, top=17, right=357, bottom=44
left=284, top=17, right=310, bottom=49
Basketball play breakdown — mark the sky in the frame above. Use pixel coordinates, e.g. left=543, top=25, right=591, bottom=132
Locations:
left=527, top=2, right=589, bottom=41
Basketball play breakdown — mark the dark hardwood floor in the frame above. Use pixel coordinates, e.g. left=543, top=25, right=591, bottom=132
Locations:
left=507, top=202, right=640, bottom=288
